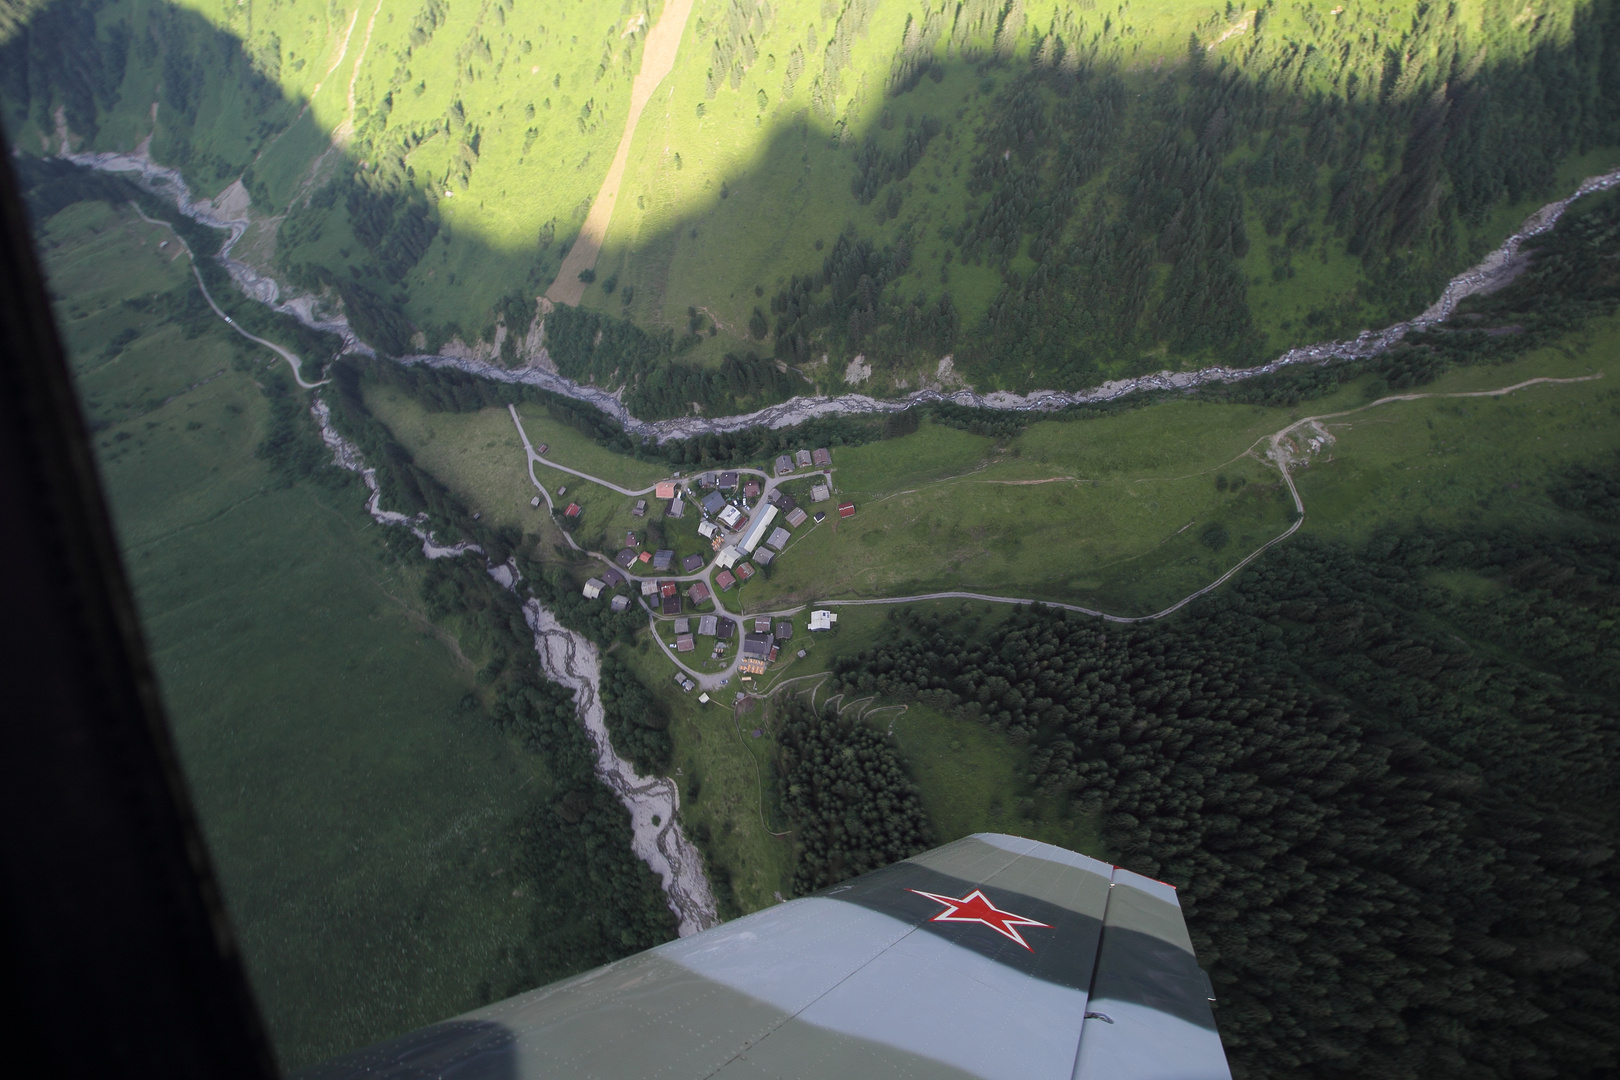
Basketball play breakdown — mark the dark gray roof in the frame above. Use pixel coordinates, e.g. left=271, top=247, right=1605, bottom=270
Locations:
left=742, top=632, right=774, bottom=657
left=701, top=490, right=727, bottom=515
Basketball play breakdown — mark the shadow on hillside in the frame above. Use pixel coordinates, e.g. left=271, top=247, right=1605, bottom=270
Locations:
left=6, top=0, right=1620, bottom=421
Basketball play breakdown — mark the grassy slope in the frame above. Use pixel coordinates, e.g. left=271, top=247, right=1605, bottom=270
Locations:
left=41, top=201, right=557, bottom=1068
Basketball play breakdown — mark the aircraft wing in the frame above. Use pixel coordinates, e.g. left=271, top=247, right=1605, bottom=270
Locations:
left=301, top=833, right=1230, bottom=1079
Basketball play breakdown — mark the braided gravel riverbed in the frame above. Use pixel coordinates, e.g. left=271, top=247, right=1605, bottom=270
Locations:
left=59, top=148, right=1620, bottom=443
left=312, top=398, right=718, bottom=936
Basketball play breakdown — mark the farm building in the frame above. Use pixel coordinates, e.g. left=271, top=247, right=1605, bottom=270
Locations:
left=682, top=554, right=704, bottom=573
left=738, top=505, right=779, bottom=554
left=698, top=615, right=718, bottom=636
left=812, top=447, right=832, bottom=466
left=765, top=527, right=791, bottom=551
left=811, top=484, right=830, bottom=503
left=676, top=634, right=695, bottom=653
left=774, top=455, right=794, bottom=476
left=655, top=481, right=677, bottom=500
left=715, top=569, right=737, bottom=591
left=795, top=449, right=813, bottom=467
left=839, top=502, right=856, bottom=518
left=688, top=581, right=712, bottom=604
left=610, top=595, right=630, bottom=612
left=785, top=508, right=808, bottom=528
left=653, top=549, right=675, bottom=570
left=701, top=490, right=727, bottom=516
left=582, top=578, right=606, bottom=599
left=809, top=610, right=839, bottom=631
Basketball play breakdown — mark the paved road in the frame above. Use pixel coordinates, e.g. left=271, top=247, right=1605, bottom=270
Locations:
left=509, top=373, right=1602, bottom=683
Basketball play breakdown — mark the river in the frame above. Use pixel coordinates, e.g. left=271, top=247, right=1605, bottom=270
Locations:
left=311, top=399, right=719, bottom=936
left=59, top=147, right=1620, bottom=444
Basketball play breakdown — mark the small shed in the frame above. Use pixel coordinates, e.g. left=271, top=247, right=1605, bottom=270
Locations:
left=632, top=499, right=647, bottom=517
left=766, top=527, right=791, bottom=551
left=715, top=569, right=737, bottom=591
left=795, top=449, right=813, bottom=468
left=682, top=553, right=704, bottom=573
left=582, top=577, right=605, bottom=599
left=785, top=508, right=808, bottom=528
left=564, top=503, right=582, bottom=518
left=838, top=502, right=856, bottom=518
left=530, top=496, right=541, bottom=508
left=812, top=447, right=831, bottom=466
left=655, top=481, right=677, bottom=500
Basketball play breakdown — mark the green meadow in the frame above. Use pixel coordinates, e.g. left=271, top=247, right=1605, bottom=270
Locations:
left=42, top=200, right=563, bottom=1069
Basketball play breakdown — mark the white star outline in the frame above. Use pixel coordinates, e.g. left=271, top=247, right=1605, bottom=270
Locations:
left=907, top=887, right=1054, bottom=951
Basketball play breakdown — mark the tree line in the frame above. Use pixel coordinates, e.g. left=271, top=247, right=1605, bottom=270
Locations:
left=775, top=700, right=933, bottom=895
left=827, top=517, right=1619, bottom=1079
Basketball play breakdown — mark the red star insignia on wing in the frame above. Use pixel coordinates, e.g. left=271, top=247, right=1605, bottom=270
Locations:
left=908, top=888, right=1052, bottom=951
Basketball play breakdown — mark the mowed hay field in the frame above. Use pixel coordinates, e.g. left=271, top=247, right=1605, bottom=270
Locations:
left=43, top=202, right=557, bottom=1069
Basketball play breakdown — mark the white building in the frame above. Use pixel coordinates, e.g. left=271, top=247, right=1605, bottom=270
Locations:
left=737, top=504, right=779, bottom=555
left=697, top=520, right=720, bottom=539
left=718, top=504, right=744, bottom=529
left=809, top=610, right=839, bottom=631
left=715, top=544, right=742, bottom=570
